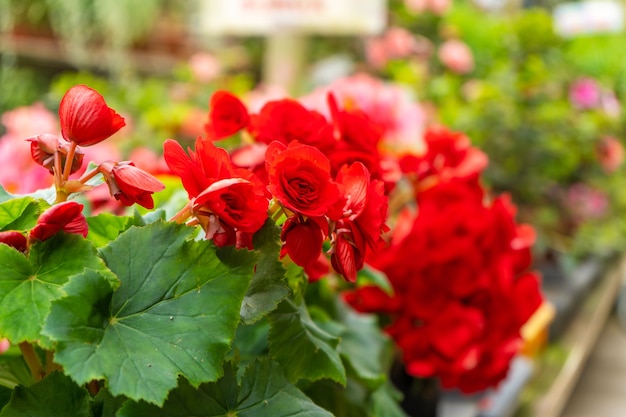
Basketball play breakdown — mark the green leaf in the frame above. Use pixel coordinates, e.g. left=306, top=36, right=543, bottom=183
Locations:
left=0, top=372, right=91, bottom=417
left=335, top=301, right=390, bottom=389
left=91, top=388, right=128, bottom=417
left=0, top=186, right=13, bottom=204
left=0, top=197, right=46, bottom=232
left=369, top=382, right=407, bottom=417
left=356, top=265, right=393, bottom=295
left=118, top=360, right=333, bottom=417
left=240, top=220, right=289, bottom=324
left=0, top=355, right=34, bottom=389
left=86, top=213, right=144, bottom=247
left=269, top=300, right=346, bottom=386
left=0, top=232, right=117, bottom=345
left=43, top=222, right=258, bottom=406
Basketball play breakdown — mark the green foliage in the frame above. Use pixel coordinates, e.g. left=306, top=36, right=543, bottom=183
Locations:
left=0, top=233, right=115, bottom=344
left=0, top=372, right=91, bottom=417
left=43, top=222, right=258, bottom=405
left=118, top=360, right=333, bottom=417
left=269, top=299, right=347, bottom=386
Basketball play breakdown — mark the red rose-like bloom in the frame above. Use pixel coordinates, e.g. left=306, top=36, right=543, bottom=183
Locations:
left=30, top=201, right=88, bottom=241
left=205, top=91, right=250, bottom=140
left=59, top=85, right=126, bottom=146
left=193, top=178, right=268, bottom=234
left=248, top=99, right=334, bottom=149
left=0, top=231, right=28, bottom=252
left=267, top=141, right=340, bottom=217
left=99, top=161, right=165, bottom=209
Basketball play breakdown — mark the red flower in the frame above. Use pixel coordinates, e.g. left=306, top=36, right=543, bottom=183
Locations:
left=30, top=201, right=88, bottom=241
left=193, top=178, right=268, bottom=234
left=204, top=91, right=250, bottom=140
left=0, top=231, right=28, bottom=252
left=164, top=138, right=234, bottom=199
left=59, top=85, right=125, bottom=146
left=266, top=141, right=340, bottom=217
left=248, top=99, right=334, bottom=149
left=164, top=138, right=268, bottom=239
left=399, top=126, right=487, bottom=186
left=280, top=215, right=326, bottom=268
left=99, top=161, right=165, bottom=209
left=27, top=134, right=84, bottom=175
left=329, top=162, right=388, bottom=282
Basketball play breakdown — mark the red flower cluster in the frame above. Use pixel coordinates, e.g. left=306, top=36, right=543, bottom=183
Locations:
left=27, top=85, right=164, bottom=208
left=344, top=127, right=543, bottom=393
left=165, top=90, right=389, bottom=282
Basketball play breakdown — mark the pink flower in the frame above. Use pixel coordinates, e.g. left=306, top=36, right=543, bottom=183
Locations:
left=189, top=52, right=221, bottom=83
left=438, top=40, right=474, bottom=74
left=569, top=78, right=601, bottom=109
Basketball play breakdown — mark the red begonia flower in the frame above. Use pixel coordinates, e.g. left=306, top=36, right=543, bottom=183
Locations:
left=330, top=220, right=367, bottom=283
left=193, top=177, right=268, bottom=234
left=164, top=138, right=234, bottom=199
left=27, top=134, right=84, bottom=175
left=204, top=91, right=250, bottom=140
left=248, top=99, right=334, bottom=149
left=280, top=216, right=326, bottom=268
left=99, top=161, right=165, bottom=209
left=266, top=141, right=340, bottom=217
left=30, top=201, right=88, bottom=241
left=0, top=231, right=28, bottom=252
left=59, top=84, right=125, bottom=146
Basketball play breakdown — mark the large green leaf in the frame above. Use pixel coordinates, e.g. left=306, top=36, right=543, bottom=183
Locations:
left=0, top=372, right=91, bottom=417
left=334, top=300, right=390, bottom=389
left=0, top=233, right=115, bottom=344
left=118, top=360, right=333, bottom=417
left=43, top=222, right=258, bottom=406
left=0, top=197, right=45, bottom=232
left=269, top=300, right=346, bottom=385
left=240, top=220, right=289, bottom=324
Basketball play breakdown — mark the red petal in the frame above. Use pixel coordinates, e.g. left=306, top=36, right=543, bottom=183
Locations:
left=205, top=91, right=250, bottom=140
left=0, top=231, right=27, bottom=252
left=59, top=85, right=125, bottom=146
left=30, top=201, right=88, bottom=241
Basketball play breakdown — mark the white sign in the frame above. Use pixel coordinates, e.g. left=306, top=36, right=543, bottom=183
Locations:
left=553, top=0, right=624, bottom=37
left=195, top=0, right=387, bottom=35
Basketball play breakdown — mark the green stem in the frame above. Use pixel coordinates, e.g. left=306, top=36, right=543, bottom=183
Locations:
left=18, top=342, right=44, bottom=381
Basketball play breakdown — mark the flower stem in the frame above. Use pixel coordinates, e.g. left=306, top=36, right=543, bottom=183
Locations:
left=78, top=166, right=100, bottom=184
left=45, top=350, right=63, bottom=374
left=170, top=202, right=193, bottom=224
left=18, top=342, right=44, bottom=381
left=61, top=141, right=78, bottom=183
left=87, top=380, right=100, bottom=396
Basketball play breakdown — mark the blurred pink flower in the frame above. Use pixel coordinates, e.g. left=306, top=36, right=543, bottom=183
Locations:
left=365, top=37, right=390, bottom=70
left=565, top=183, right=609, bottom=222
left=405, top=0, right=451, bottom=14
left=0, top=103, right=57, bottom=194
left=438, top=40, right=474, bottom=74
left=569, top=78, right=601, bottom=109
left=189, top=52, right=221, bottom=83
left=384, top=27, right=417, bottom=59
left=0, top=338, right=9, bottom=354
left=601, top=91, right=621, bottom=118
left=596, top=136, right=624, bottom=173
left=300, top=73, right=426, bottom=156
